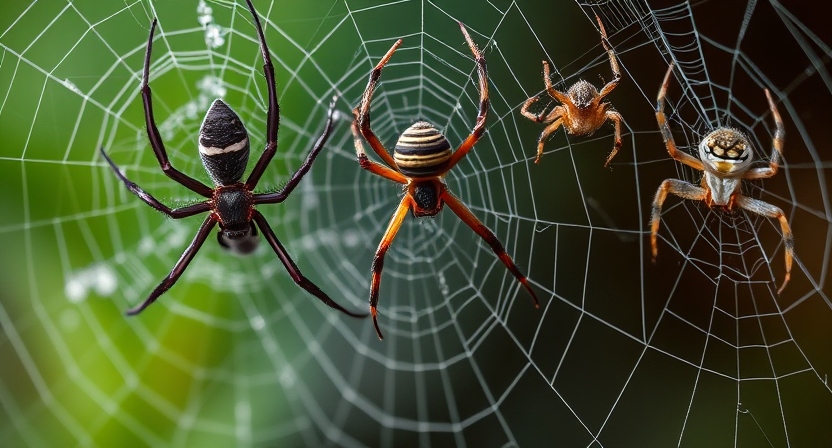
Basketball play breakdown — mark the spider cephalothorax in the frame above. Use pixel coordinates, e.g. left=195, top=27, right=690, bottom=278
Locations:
left=352, top=24, right=539, bottom=339
left=651, top=63, right=794, bottom=293
left=521, top=15, right=624, bottom=167
left=100, top=0, right=364, bottom=318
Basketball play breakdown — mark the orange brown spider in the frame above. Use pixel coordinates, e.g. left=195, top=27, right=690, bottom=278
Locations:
left=651, top=63, right=793, bottom=293
left=353, top=24, right=539, bottom=340
left=521, top=15, right=623, bottom=167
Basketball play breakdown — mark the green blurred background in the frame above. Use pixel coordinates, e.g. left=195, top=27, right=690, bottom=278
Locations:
left=1, top=0, right=830, bottom=446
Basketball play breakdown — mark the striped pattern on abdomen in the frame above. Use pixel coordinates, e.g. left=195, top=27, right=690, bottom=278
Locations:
left=393, top=121, right=452, bottom=176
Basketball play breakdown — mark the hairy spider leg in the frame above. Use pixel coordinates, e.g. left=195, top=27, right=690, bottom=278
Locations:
left=650, top=179, right=708, bottom=261
left=532, top=115, right=565, bottom=164
left=244, top=0, right=282, bottom=189
left=141, top=19, right=213, bottom=198
left=745, top=89, right=785, bottom=179
left=125, top=216, right=217, bottom=315
left=603, top=110, right=624, bottom=168
left=735, top=196, right=793, bottom=293
left=520, top=60, right=570, bottom=123
left=540, top=61, right=571, bottom=105
left=656, top=63, right=705, bottom=170
left=738, top=89, right=791, bottom=293
left=596, top=13, right=624, bottom=169
left=252, top=211, right=367, bottom=318
left=100, top=148, right=212, bottom=218
left=596, top=13, right=621, bottom=99
left=520, top=61, right=568, bottom=164
left=255, top=96, right=341, bottom=204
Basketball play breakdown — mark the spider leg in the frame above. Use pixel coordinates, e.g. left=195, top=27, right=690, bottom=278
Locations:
left=520, top=88, right=563, bottom=125
left=445, top=23, right=489, bottom=171
left=141, top=19, right=213, bottom=198
left=533, top=115, right=564, bottom=164
left=351, top=114, right=407, bottom=184
left=252, top=211, right=367, bottom=318
left=521, top=61, right=568, bottom=164
left=100, top=147, right=211, bottom=218
left=745, top=89, right=786, bottom=180
left=596, top=14, right=621, bottom=99
left=656, top=64, right=705, bottom=171
left=442, top=190, right=539, bottom=308
left=369, top=196, right=411, bottom=339
left=244, top=0, right=282, bottom=189
left=735, top=195, right=794, bottom=294
left=125, top=215, right=217, bottom=315
left=603, top=109, right=624, bottom=168
left=541, top=61, right=571, bottom=105
left=357, top=40, right=404, bottom=170
left=650, top=179, right=708, bottom=261
left=519, top=94, right=549, bottom=123
left=253, top=96, right=338, bottom=204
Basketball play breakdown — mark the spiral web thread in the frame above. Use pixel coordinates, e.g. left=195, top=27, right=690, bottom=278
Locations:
left=0, top=0, right=829, bottom=446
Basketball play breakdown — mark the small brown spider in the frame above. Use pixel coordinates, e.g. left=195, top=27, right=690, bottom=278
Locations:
left=651, top=63, right=794, bottom=293
left=521, top=15, right=623, bottom=167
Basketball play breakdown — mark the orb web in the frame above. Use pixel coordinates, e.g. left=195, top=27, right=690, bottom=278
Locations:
left=0, top=0, right=829, bottom=446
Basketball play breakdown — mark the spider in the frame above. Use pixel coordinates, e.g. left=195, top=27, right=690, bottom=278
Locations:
left=520, top=14, right=623, bottom=167
left=352, top=23, right=540, bottom=340
left=100, top=0, right=364, bottom=318
left=651, top=63, right=794, bottom=293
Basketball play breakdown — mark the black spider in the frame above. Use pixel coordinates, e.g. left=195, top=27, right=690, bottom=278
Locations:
left=100, top=0, right=364, bottom=318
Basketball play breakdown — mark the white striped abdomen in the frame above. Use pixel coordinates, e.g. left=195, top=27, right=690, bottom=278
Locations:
left=393, top=121, right=451, bottom=177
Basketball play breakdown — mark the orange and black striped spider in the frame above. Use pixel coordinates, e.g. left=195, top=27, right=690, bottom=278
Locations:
left=521, top=15, right=623, bottom=167
left=352, top=24, right=539, bottom=339
left=651, top=63, right=793, bottom=293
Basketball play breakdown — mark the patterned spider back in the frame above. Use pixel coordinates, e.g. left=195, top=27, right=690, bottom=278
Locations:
left=393, top=121, right=451, bottom=177
left=697, top=127, right=754, bottom=175
left=198, top=99, right=251, bottom=185
left=567, top=80, right=600, bottom=109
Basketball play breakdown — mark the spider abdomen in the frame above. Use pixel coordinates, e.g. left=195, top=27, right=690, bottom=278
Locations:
left=567, top=80, right=599, bottom=110
left=199, top=99, right=250, bottom=185
left=699, top=128, right=753, bottom=174
left=393, top=121, right=452, bottom=177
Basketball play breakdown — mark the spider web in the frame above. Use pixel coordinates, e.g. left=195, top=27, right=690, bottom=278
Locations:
left=0, top=0, right=830, bottom=446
